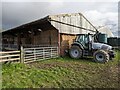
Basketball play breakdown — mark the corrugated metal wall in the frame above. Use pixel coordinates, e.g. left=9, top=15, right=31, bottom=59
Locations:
left=49, top=13, right=96, bottom=34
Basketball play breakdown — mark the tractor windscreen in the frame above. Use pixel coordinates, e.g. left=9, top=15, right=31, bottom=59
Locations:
left=75, top=35, right=84, bottom=42
left=75, top=34, right=93, bottom=43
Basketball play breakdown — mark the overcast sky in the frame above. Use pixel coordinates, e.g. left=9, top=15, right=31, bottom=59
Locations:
left=1, top=0, right=119, bottom=36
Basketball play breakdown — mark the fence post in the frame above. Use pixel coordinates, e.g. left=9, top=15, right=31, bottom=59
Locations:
left=51, top=47, right=52, bottom=58
left=34, top=48, right=36, bottom=61
left=57, top=47, right=59, bottom=57
left=20, top=46, right=24, bottom=63
left=43, top=48, right=45, bottom=59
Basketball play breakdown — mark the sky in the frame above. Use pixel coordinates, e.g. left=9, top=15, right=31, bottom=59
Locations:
left=1, top=0, right=119, bottom=36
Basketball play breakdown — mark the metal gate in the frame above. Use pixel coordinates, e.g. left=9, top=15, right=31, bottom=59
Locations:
left=23, top=46, right=59, bottom=63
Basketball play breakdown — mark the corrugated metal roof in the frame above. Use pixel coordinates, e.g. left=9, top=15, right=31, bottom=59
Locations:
left=2, top=13, right=97, bottom=35
left=49, top=13, right=97, bottom=34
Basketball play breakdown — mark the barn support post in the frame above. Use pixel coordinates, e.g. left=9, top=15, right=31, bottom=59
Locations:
left=57, top=46, right=59, bottom=57
left=58, top=32, right=61, bottom=56
left=17, top=33, right=21, bottom=50
left=20, top=46, right=24, bottom=63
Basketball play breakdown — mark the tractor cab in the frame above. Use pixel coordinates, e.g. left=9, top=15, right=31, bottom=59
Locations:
left=75, top=33, right=93, bottom=51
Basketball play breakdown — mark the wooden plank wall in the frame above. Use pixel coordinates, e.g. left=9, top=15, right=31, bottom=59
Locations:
left=34, top=29, right=58, bottom=46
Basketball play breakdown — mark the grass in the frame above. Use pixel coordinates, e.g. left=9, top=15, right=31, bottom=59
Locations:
left=2, top=51, right=120, bottom=88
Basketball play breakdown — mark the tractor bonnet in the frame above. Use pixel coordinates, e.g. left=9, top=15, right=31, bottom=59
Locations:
left=92, top=43, right=112, bottom=50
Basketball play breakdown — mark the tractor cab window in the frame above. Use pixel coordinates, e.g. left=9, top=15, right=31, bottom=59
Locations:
left=84, top=35, right=88, bottom=44
left=77, top=35, right=84, bottom=42
left=76, top=34, right=89, bottom=49
left=89, top=35, right=93, bottom=42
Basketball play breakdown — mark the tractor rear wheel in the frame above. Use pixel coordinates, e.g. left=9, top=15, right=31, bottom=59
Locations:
left=69, top=45, right=82, bottom=59
left=93, top=50, right=109, bottom=63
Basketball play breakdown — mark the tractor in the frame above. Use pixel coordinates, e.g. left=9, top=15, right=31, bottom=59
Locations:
left=69, top=32, right=115, bottom=63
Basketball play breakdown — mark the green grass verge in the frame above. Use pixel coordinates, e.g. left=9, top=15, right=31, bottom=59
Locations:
left=2, top=51, right=120, bottom=88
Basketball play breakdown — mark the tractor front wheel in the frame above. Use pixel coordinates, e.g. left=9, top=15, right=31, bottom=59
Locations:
left=69, top=46, right=82, bottom=59
left=93, top=50, right=109, bottom=63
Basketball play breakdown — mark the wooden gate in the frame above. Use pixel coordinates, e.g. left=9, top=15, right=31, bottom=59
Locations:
left=0, top=51, right=20, bottom=63
left=23, top=47, right=59, bottom=63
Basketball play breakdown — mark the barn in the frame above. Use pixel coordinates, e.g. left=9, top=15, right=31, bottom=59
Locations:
left=2, top=13, right=97, bottom=56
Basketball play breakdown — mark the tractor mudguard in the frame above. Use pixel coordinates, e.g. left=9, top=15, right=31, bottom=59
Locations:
left=108, top=50, right=115, bottom=58
left=71, top=42, right=84, bottom=50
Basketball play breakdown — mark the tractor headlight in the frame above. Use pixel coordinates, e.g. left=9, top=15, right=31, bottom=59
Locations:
left=108, top=46, right=112, bottom=50
left=107, top=47, right=111, bottom=51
